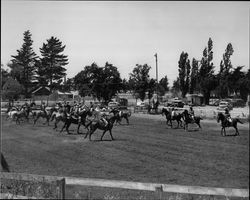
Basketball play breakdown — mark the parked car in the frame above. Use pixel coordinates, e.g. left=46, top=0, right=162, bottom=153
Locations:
left=231, top=99, right=246, bottom=107
left=217, top=101, right=233, bottom=111
left=166, top=99, right=185, bottom=108
left=108, top=102, right=120, bottom=110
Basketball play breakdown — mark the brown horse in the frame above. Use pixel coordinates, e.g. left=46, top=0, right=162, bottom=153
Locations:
left=84, top=115, right=119, bottom=141
left=182, top=109, right=202, bottom=131
left=161, top=108, right=183, bottom=128
left=217, top=112, right=243, bottom=136
left=109, top=109, right=131, bottom=125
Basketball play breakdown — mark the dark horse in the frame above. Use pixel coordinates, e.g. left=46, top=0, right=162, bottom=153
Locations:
left=109, top=109, right=131, bottom=125
left=84, top=115, right=119, bottom=141
left=217, top=112, right=243, bottom=136
left=161, top=108, right=183, bottom=128
left=60, top=109, right=93, bottom=134
left=182, top=109, right=202, bottom=131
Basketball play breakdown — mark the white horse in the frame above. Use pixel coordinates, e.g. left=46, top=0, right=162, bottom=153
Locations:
left=6, top=107, right=19, bottom=121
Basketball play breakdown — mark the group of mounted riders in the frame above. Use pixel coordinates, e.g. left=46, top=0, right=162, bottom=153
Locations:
left=6, top=100, right=128, bottom=129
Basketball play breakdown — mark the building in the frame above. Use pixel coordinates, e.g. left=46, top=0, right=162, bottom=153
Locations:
left=31, top=86, right=51, bottom=101
left=186, top=93, right=204, bottom=106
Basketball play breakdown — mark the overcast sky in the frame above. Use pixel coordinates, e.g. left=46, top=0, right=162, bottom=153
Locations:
left=1, top=1, right=249, bottom=86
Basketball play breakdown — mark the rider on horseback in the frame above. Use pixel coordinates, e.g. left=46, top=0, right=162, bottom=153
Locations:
left=225, top=107, right=232, bottom=125
left=41, top=101, right=47, bottom=115
left=189, top=106, right=195, bottom=121
left=171, top=107, right=176, bottom=119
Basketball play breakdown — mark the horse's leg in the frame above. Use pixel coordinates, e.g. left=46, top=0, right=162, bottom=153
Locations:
left=89, top=127, right=97, bottom=141
left=100, top=130, right=107, bottom=141
left=126, top=117, right=129, bottom=125
left=60, top=122, right=67, bottom=133
left=77, top=123, right=81, bottom=134
left=66, top=123, right=71, bottom=134
left=234, top=125, right=239, bottom=136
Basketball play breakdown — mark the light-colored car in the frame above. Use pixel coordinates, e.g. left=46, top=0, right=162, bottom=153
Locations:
left=217, top=101, right=233, bottom=111
left=108, top=102, right=119, bottom=110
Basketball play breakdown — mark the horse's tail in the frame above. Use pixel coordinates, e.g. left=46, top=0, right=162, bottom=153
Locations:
left=236, top=119, right=243, bottom=124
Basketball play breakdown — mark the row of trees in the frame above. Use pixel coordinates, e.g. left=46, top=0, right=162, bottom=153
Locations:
left=1, top=30, right=169, bottom=103
left=173, top=38, right=250, bottom=104
left=1, top=31, right=249, bottom=104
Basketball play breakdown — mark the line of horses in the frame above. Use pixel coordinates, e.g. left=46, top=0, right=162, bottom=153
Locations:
left=5, top=105, right=244, bottom=138
left=5, top=105, right=132, bottom=141
left=161, top=107, right=243, bottom=136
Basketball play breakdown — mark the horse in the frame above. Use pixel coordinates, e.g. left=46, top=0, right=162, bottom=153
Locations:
left=161, top=107, right=183, bottom=128
left=12, top=108, right=29, bottom=124
left=182, top=109, right=202, bottom=131
left=33, top=107, right=56, bottom=126
left=84, top=115, right=119, bottom=141
left=109, top=109, right=131, bottom=125
left=6, top=106, right=19, bottom=121
left=50, top=108, right=67, bottom=130
left=59, top=109, right=93, bottom=134
left=217, top=112, right=243, bottom=136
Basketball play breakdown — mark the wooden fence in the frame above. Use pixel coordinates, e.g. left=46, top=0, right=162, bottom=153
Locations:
left=1, top=172, right=249, bottom=199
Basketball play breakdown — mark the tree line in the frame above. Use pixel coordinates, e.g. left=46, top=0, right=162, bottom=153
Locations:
left=1, top=31, right=249, bottom=104
left=173, top=38, right=249, bottom=104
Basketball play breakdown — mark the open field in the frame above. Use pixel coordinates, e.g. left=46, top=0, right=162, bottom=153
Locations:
left=1, top=113, right=249, bottom=198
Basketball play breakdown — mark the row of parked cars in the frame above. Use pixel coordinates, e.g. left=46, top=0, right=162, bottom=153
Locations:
left=211, top=98, right=246, bottom=111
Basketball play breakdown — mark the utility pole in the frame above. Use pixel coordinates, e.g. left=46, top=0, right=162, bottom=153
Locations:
left=154, top=53, right=158, bottom=102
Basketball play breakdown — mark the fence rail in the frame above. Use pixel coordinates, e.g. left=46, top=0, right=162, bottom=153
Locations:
left=1, top=173, right=248, bottom=198
left=64, top=176, right=249, bottom=198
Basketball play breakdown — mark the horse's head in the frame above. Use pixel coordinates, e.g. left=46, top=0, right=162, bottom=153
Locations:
left=217, top=112, right=224, bottom=123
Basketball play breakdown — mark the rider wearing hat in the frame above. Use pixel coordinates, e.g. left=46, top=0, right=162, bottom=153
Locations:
left=225, top=107, right=232, bottom=124
left=171, top=107, right=176, bottom=119
left=189, top=106, right=195, bottom=121
left=41, top=101, right=47, bottom=115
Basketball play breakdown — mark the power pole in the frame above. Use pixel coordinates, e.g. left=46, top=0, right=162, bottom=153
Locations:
left=154, top=53, right=158, bottom=101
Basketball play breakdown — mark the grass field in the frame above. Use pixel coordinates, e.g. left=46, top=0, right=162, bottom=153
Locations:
left=1, top=113, right=249, bottom=198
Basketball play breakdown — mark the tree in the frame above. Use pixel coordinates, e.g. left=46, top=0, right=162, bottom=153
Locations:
left=1, top=63, right=10, bottom=89
left=189, top=58, right=199, bottom=94
left=74, top=62, right=122, bottom=103
left=38, top=36, right=68, bottom=91
left=217, top=43, right=234, bottom=98
left=129, top=64, right=152, bottom=101
left=198, top=38, right=217, bottom=104
left=158, top=75, right=169, bottom=96
left=2, top=77, right=23, bottom=102
left=10, top=30, right=38, bottom=97
left=171, top=77, right=181, bottom=97
left=178, top=52, right=191, bottom=98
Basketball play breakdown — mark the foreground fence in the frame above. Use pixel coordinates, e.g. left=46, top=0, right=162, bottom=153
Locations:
left=1, top=172, right=249, bottom=199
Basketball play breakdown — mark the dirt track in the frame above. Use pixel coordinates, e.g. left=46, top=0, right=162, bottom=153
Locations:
left=1, top=113, right=249, bottom=192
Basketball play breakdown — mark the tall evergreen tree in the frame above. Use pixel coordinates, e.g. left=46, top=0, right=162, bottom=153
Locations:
left=11, top=30, right=38, bottom=97
left=178, top=51, right=191, bottom=98
left=39, top=36, right=68, bottom=91
left=218, top=43, right=234, bottom=98
left=189, top=58, right=199, bottom=94
left=198, top=38, right=217, bottom=104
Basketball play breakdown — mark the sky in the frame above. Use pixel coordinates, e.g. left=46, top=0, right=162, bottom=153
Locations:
left=1, top=1, right=250, bottom=86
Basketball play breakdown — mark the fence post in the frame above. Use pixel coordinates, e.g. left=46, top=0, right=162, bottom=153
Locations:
left=155, top=185, right=163, bottom=200
left=56, top=178, right=65, bottom=199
